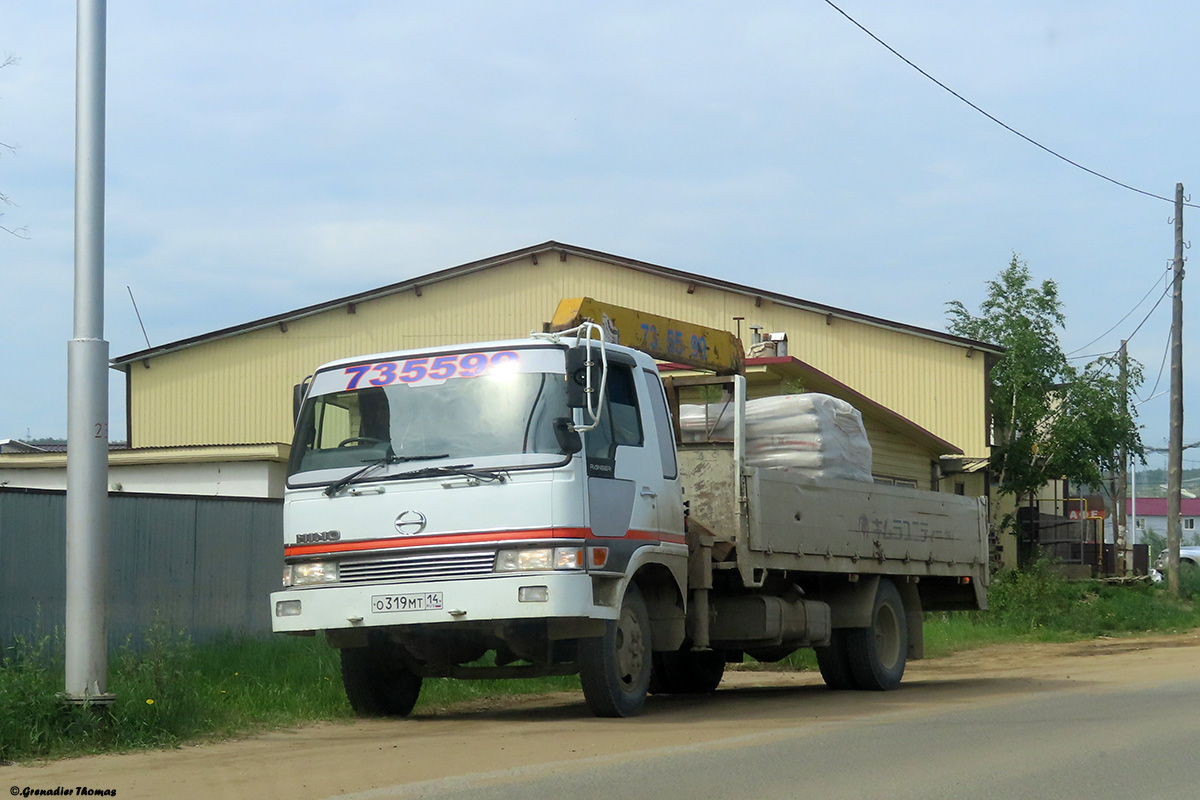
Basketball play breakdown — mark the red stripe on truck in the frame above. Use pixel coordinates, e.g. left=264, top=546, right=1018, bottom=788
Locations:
left=284, top=527, right=685, bottom=557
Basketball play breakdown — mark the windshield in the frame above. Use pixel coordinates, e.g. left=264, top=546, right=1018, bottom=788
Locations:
left=288, top=347, right=570, bottom=483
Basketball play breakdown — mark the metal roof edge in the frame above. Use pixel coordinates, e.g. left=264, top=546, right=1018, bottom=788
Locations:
left=0, top=484, right=283, bottom=504
left=111, top=241, right=1003, bottom=366
left=0, top=443, right=290, bottom=468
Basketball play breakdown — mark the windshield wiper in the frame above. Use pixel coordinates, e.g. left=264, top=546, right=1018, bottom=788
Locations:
left=324, top=453, right=449, bottom=497
left=395, top=463, right=507, bottom=483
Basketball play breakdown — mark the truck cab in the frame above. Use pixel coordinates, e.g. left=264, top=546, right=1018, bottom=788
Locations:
left=272, top=334, right=689, bottom=716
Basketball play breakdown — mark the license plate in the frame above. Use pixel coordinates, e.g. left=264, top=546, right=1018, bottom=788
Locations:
left=370, top=592, right=443, bottom=613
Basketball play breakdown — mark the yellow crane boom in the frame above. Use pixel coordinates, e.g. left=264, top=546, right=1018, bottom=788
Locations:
left=548, top=297, right=745, bottom=375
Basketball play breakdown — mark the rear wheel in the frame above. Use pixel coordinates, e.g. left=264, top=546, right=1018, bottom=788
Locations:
left=579, top=582, right=652, bottom=717
left=845, top=578, right=907, bottom=691
left=815, top=628, right=858, bottom=690
left=340, top=632, right=423, bottom=717
left=650, top=648, right=726, bottom=694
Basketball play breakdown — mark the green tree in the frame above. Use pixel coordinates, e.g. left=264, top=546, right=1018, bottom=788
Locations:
left=946, top=255, right=1143, bottom=509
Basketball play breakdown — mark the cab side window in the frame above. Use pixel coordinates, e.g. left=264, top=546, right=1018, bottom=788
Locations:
left=642, top=369, right=678, bottom=479
left=586, top=364, right=643, bottom=462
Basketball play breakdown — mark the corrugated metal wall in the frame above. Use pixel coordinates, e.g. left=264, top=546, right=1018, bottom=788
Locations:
left=127, top=252, right=989, bottom=458
left=0, top=488, right=282, bottom=649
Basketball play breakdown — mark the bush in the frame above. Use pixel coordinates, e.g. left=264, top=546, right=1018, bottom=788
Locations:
left=0, top=626, right=69, bottom=763
left=1179, top=563, right=1200, bottom=602
left=985, top=556, right=1080, bottom=633
left=978, top=555, right=1200, bottom=637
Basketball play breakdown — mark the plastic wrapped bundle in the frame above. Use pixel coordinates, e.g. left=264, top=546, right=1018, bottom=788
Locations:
left=678, top=401, right=736, bottom=442
left=679, top=393, right=873, bottom=482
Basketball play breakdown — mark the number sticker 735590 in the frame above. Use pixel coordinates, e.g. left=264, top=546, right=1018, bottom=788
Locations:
left=342, top=351, right=519, bottom=390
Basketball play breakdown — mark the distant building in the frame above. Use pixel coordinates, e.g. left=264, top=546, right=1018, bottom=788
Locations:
left=0, top=439, right=53, bottom=454
left=1126, top=497, right=1200, bottom=544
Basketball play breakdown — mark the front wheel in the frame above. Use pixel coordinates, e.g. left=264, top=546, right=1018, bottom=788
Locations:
left=845, top=578, right=907, bottom=691
left=340, top=632, right=423, bottom=717
left=579, top=582, right=652, bottom=717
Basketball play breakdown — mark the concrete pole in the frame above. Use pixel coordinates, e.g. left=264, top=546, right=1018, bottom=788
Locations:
left=1166, top=183, right=1185, bottom=597
left=65, top=0, right=113, bottom=703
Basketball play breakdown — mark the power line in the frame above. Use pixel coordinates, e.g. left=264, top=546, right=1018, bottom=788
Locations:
left=821, top=0, right=1200, bottom=209
left=1067, top=350, right=1117, bottom=362
left=1139, top=309, right=1174, bottom=403
left=1124, top=281, right=1172, bottom=344
left=1066, top=268, right=1171, bottom=356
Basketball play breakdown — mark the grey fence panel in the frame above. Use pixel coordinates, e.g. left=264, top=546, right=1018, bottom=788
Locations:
left=109, top=494, right=200, bottom=645
left=0, top=490, right=67, bottom=644
left=0, top=488, right=282, bottom=650
left=193, top=499, right=283, bottom=639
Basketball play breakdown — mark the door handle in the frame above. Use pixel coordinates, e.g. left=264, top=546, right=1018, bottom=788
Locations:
left=640, top=487, right=658, bottom=498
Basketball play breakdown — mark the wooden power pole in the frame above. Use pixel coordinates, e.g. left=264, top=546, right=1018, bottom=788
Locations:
left=1167, top=183, right=1185, bottom=596
left=1116, top=340, right=1128, bottom=575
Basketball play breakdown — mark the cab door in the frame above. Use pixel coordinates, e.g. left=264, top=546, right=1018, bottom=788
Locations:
left=638, top=367, right=684, bottom=538
left=583, top=361, right=659, bottom=538
left=583, top=360, right=681, bottom=540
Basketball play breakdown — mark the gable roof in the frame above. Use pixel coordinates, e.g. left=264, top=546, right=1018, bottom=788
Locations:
left=111, top=241, right=1003, bottom=368
left=1127, top=497, right=1200, bottom=517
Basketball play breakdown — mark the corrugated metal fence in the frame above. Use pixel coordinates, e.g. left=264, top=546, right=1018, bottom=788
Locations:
left=1, top=487, right=282, bottom=649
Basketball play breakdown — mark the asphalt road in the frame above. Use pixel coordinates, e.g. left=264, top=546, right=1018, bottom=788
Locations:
left=331, top=677, right=1199, bottom=800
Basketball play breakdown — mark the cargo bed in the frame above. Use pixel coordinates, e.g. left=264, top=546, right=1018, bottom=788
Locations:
left=679, top=444, right=989, bottom=610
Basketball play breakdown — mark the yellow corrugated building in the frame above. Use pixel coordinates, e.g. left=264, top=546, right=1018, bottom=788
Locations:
left=111, top=241, right=1000, bottom=495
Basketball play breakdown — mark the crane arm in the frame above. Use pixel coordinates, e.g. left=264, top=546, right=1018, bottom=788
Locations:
left=548, top=297, right=745, bottom=375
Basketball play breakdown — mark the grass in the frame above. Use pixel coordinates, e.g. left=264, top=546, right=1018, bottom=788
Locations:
left=0, top=625, right=583, bottom=765
left=5, top=560, right=1200, bottom=764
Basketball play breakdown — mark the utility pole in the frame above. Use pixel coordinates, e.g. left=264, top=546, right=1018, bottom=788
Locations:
left=1166, top=183, right=1185, bottom=597
left=1116, top=340, right=1128, bottom=575
left=65, top=0, right=112, bottom=704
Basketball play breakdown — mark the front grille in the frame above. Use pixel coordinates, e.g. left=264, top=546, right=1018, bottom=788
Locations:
left=337, top=549, right=497, bottom=584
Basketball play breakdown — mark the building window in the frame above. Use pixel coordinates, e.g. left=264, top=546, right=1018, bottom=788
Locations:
left=1186, top=518, right=1196, bottom=531
left=872, top=475, right=918, bottom=489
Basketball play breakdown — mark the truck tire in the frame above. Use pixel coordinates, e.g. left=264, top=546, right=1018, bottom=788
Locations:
left=579, top=582, right=652, bottom=717
left=649, top=648, right=726, bottom=694
left=845, top=578, right=907, bottom=691
left=815, top=629, right=858, bottom=690
left=340, top=633, right=423, bottom=717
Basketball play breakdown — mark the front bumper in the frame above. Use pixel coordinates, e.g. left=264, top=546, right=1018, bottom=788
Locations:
left=270, top=571, right=615, bottom=633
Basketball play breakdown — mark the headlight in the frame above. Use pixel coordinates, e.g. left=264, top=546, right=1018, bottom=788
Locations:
left=285, top=561, right=339, bottom=586
left=494, top=547, right=584, bottom=572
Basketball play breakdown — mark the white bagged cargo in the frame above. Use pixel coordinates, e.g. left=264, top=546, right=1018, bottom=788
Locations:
left=679, top=393, right=873, bottom=482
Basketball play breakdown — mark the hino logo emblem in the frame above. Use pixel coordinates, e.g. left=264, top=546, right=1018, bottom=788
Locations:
left=295, top=529, right=341, bottom=544
left=394, top=510, right=428, bottom=536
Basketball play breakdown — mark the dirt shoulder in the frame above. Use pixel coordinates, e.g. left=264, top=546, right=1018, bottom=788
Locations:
left=6, top=630, right=1199, bottom=800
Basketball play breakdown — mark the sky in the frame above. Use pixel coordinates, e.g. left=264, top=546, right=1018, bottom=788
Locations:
left=2, top=1, right=1197, bottom=471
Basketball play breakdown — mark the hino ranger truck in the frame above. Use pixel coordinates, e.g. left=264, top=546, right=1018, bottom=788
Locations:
left=271, top=299, right=989, bottom=717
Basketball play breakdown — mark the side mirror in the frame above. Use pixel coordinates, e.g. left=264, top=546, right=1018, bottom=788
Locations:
left=553, top=417, right=582, bottom=455
left=293, top=376, right=312, bottom=425
left=565, top=348, right=600, bottom=409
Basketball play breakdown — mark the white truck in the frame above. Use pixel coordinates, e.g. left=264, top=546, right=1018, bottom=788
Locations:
left=271, top=299, right=988, bottom=717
